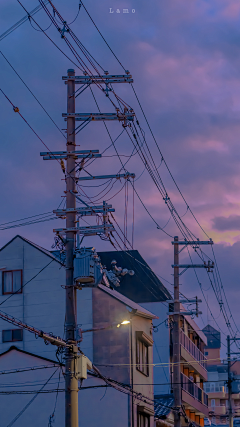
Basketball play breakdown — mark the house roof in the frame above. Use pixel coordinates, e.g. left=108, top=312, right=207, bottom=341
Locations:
left=202, top=324, right=221, bottom=349
left=154, top=394, right=174, bottom=418
left=98, top=250, right=171, bottom=303
left=0, top=345, right=63, bottom=365
left=0, top=235, right=62, bottom=264
left=98, top=284, right=158, bottom=319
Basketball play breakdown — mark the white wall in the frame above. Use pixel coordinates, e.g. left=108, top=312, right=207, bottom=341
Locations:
left=0, top=348, right=129, bottom=427
left=0, top=237, right=93, bottom=361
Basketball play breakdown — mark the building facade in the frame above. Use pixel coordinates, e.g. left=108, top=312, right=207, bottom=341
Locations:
left=98, top=250, right=209, bottom=427
left=0, top=235, right=157, bottom=427
left=203, top=324, right=240, bottom=426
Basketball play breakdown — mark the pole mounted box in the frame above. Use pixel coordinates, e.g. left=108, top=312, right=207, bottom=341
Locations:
left=73, top=248, right=102, bottom=287
left=77, top=355, right=92, bottom=380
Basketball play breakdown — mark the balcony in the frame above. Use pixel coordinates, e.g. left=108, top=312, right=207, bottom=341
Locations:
left=181, top=373, right=208, bottom=410
left=204, top=385, right=226, bottom=399
left=180, top=330, right=207, bottom=370
left=209, top=406, right=226, bottom=416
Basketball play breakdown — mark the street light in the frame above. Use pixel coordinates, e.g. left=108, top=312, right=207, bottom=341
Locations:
left=117, top=320, right=131, bottom=327
left=78, top=319, right=131, bottom=341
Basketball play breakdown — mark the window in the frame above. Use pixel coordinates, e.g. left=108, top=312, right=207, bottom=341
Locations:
left=138, top=412, right=150, bottom=427
left=136, top=339, right=149, bottom=376
left=205, top=351, right=208, bottom=356
left=211, top=399, right=215, bottom=408
left=2, top=329, right=23, bottom=343
left=2, top=270, right=22, bottom=294
left=210, top=383, right=215, bottom=392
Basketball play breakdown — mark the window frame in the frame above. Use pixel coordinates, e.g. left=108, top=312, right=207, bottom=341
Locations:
left=137, top=410, right=150, bottom=427
left=2, top=329, right=23, bottom=343
left=2, top=270, right=23, bottom=295
left=211, top=399, right=215, bottom=408
left=136, top=338, right=149, bottom=377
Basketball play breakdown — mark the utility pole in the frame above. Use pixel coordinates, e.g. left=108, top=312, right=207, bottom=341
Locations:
left=170, top=237, right=214, bottom=427
left=65, top=68, right=78, bottom=427
left=173, top=236, right=181, bottom=427
left=40, top=68, right=135, bottom=427
left=227, top=335, right=233, bottom=427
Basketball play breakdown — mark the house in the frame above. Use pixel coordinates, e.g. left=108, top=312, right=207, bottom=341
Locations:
left=98, top=250, right=209, bottom=427
left=203, top=325, right=240, bottom=426
left=0, top=235, right=158, bottom=427
left=0, top=346, right=130, bottom=427
left=202, top=325, right=221, bottom=366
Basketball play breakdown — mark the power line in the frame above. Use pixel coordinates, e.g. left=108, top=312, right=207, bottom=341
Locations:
left=6, top=368, right=59, bottom=427
left=0, top=258, right=56, bottom=307
left=0, top=51, right=66, bottom=139
left=0, top=211, right=53, bottom=227
left=16, top=0, right=84, bottom=72
left=78, top=0, right=126, bottom=71
left=0, top=365, right=62, bottom=376
left=0, top=1, right=49, bottom=42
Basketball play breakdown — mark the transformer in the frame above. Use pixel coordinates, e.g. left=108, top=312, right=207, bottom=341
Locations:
left=73, top=247, right=102, bottom=287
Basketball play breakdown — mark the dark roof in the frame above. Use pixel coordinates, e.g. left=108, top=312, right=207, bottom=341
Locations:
left=98, top=250, right=171, bottom=303
left=202, top=324, right=221, bottom=349
left=154, top=394, right=174, bottom=418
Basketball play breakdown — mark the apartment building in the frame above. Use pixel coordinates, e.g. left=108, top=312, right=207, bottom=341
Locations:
left=99, top=250, right=209, bottom=427
left=0, top=235, right=158, bottom=427
left=203, top=325, right=240, bottom=426
left=175, top=312, right=208, bottom=426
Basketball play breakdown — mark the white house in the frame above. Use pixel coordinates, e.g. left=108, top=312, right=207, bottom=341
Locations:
left=0, top=235, right=158, bottom=427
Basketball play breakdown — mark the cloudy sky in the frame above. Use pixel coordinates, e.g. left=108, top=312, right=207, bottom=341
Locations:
left=1, top=0, right=240, bottom=352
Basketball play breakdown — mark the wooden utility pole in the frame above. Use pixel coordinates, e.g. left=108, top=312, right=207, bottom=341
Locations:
left=65, top=68, right=78, bottom=427
left=173, top=236, right=181, bottom=427
left=227, top=335, right=233, bottom=427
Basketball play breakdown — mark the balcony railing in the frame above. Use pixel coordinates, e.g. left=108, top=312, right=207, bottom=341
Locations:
left=181, top=373, right=208, bottom=406
left=204, top=385, right=225, bottom=393
left=180, top=330, right=207, bottom=369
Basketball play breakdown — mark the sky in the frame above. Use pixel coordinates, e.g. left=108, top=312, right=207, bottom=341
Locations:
left=1, top=0, right=240, bottom=354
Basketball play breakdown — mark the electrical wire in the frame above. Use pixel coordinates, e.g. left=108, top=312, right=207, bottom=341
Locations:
left=68, top=1, right=82, bottom=25
left=0, top=258, right=56, bottom=307
left=0, top=365, right=62, bottom=376
left=16, top=0, right=84, bottom=72
left=14, top=0, right=240, bottom=343
left=6, top=367, right=59, bottom=427
left=0, top=1, right=49, bottom=42
left=0, top=51, right=66, bottom=139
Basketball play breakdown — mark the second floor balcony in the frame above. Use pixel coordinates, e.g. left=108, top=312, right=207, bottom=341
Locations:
left=181, top=373, right=208, bottom=407
left=180, top=329, right=207, bottom=371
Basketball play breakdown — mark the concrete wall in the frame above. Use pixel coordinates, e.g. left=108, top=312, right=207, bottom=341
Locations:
left=92, top=287, right=131, bottom=384
left=131, top=313, right=155, bottom=427
left=140, top=301, right=170, bottom=395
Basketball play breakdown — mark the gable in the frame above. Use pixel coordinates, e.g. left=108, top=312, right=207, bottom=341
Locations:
left=0, top=346, right=61, bottom=368
left=0, top=235, right=61, bottom=264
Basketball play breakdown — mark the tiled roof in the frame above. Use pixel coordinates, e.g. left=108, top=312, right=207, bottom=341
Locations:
left=154, top=394, right=174, bottom=418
